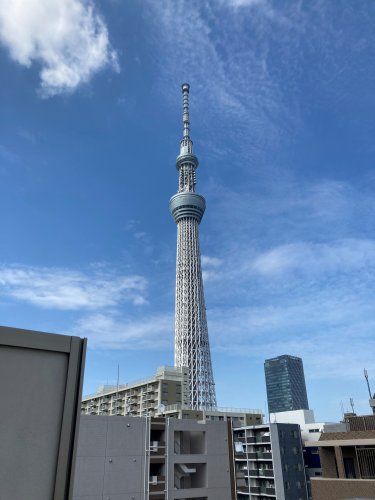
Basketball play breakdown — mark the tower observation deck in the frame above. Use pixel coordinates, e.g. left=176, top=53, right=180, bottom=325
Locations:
left=169, top=83, right=217, bottom=410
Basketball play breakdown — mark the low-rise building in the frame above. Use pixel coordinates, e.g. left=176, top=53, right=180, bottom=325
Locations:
left=307, top=429, right=375, bottom=499
left=233, top=423, right=308, bottom=499
left=308, top=414, right=375, bottom=499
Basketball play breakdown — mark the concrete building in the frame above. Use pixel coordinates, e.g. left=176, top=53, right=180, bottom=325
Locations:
left=307, top=421, right=375, bottom=499
left=81, top=366, right=261, bottom=425
left=233, top=423, right=308, bottom=499
left=73, top=414, right=235, bottom=500
left=265, top=355, right=309, bottom=414
left=81, top=366, right=189, bottom=418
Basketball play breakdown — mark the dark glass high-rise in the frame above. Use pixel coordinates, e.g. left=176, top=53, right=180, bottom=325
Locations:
left=264, top=354, right=309, bottom=414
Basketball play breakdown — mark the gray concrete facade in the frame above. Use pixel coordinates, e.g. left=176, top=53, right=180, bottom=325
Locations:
left=0, top=325, right=86, bottom=500
left=73, top=415, right=234, bottom=500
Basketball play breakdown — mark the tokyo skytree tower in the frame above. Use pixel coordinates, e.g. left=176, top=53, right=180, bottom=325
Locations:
left=169, top=83, right=217, bottom=410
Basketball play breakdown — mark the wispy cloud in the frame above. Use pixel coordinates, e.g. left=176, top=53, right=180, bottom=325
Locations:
left=208, top=288, right=375, bottom=380
left=0, top=0, right=118, bottom=96
left=0, top=264, right=147, bottom=310
left=0, top=145, right=18, bottom=164
left=201, top=254, right=223, bottom=281
left=252, top=239, right=375, bottom=276
left=73, top=312, right=173, bottom=349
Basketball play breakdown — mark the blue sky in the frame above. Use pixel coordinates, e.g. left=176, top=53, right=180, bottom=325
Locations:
left=0, top=0, right=375, bottom=421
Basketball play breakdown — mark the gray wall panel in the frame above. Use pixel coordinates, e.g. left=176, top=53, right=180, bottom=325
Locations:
left=76, top=416, right=107, bottom=457
left=73, top=457, right=106, bottom=496
left=0, top=346, right=68, bottom=500
left=106, top=417, right=145, bottom=457
left=103, top=455, right=144, bottom=494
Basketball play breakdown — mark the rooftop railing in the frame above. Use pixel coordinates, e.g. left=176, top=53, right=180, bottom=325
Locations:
left=161, top=404, right=262, bottom=415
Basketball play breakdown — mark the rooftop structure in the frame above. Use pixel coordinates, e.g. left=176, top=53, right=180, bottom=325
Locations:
left=169, top=83, right=216, bottom=410
left=161, top=403, right=263, bottom=426
left=265, top=354, right=309, bottom=414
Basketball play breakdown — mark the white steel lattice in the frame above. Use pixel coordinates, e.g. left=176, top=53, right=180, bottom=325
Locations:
left=169, top=83, right=217, bottom=410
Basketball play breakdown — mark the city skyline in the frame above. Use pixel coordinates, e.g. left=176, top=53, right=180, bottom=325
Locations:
left=0, top=0, right=375, bottom=421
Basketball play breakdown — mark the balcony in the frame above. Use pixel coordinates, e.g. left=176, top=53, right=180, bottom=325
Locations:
left=248, top=452, right=272, bottom=460
left=150, top=441, right=166, bottom=455
left=237, top=485, right=249, bottom=494
left=250, top=485, right=276, bottom=496
left=149, top=475, right=165, bottom=492
left=248, top=468, right=274, bottom=478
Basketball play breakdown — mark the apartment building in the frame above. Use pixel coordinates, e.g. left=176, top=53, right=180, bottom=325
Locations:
left=73, top=414, right=235, bottom=500
left=81, top=366, right=189, bottom=418
left=308, top=415, right=375, bottom=499
left=233, top=423, right=308, bottom=500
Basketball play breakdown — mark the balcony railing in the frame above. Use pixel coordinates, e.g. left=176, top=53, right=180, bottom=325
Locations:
left=250, top=485, right=275, bottom=496
left=248, top=469, right=274, bottom=478
left=248, top=452, right=272, bottom=460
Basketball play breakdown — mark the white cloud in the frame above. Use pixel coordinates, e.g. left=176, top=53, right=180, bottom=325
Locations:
left=201, top=255, right=223, bottom=282
left=0, top=265, right=147, bottom=310
left=0, top=0, right=118, bottom=96
left=201, top=255, right=222, bottom=267
left=207, top=289, right=375, bottom=380
left=73, top=312, right=173, bottom=349
left=226, top=0, right=265, bottom=7
left=252, top=239, right=375, bottom=276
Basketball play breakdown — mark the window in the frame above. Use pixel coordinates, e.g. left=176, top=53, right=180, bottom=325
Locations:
left=285, top=481, right=290, bottom=490
left=292, top=447, right=298, bottom=455
left=284, top=464, right=288, bottom=472
left=296, top=481, right=302, bottom=489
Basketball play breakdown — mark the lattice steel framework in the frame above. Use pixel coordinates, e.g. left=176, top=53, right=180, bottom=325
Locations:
left=169, top=83, right=217, bottom=410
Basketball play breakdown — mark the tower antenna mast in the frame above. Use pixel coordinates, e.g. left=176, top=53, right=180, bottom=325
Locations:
left=169, top=84, right=217, bottom=410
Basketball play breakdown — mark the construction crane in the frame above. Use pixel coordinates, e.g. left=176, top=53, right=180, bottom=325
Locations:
left=364, top=369, right=375, bottom=415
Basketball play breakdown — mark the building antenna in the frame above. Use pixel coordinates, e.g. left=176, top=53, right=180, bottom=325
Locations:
left=115, top=364, right=120, bottom=414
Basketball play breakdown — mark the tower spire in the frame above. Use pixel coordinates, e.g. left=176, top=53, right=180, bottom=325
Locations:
left=169, top=83, right=217, bottom=410
left=182, top=83, right=190, bottom=139
left=180, top=83, right=193, bottom=157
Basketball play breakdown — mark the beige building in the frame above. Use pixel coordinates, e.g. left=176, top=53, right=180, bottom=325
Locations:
left=81, top=366, right=190, bottom=418
left=307, top=415, right=375, bottom=499
left=81, top=365, right=263, bottom=425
